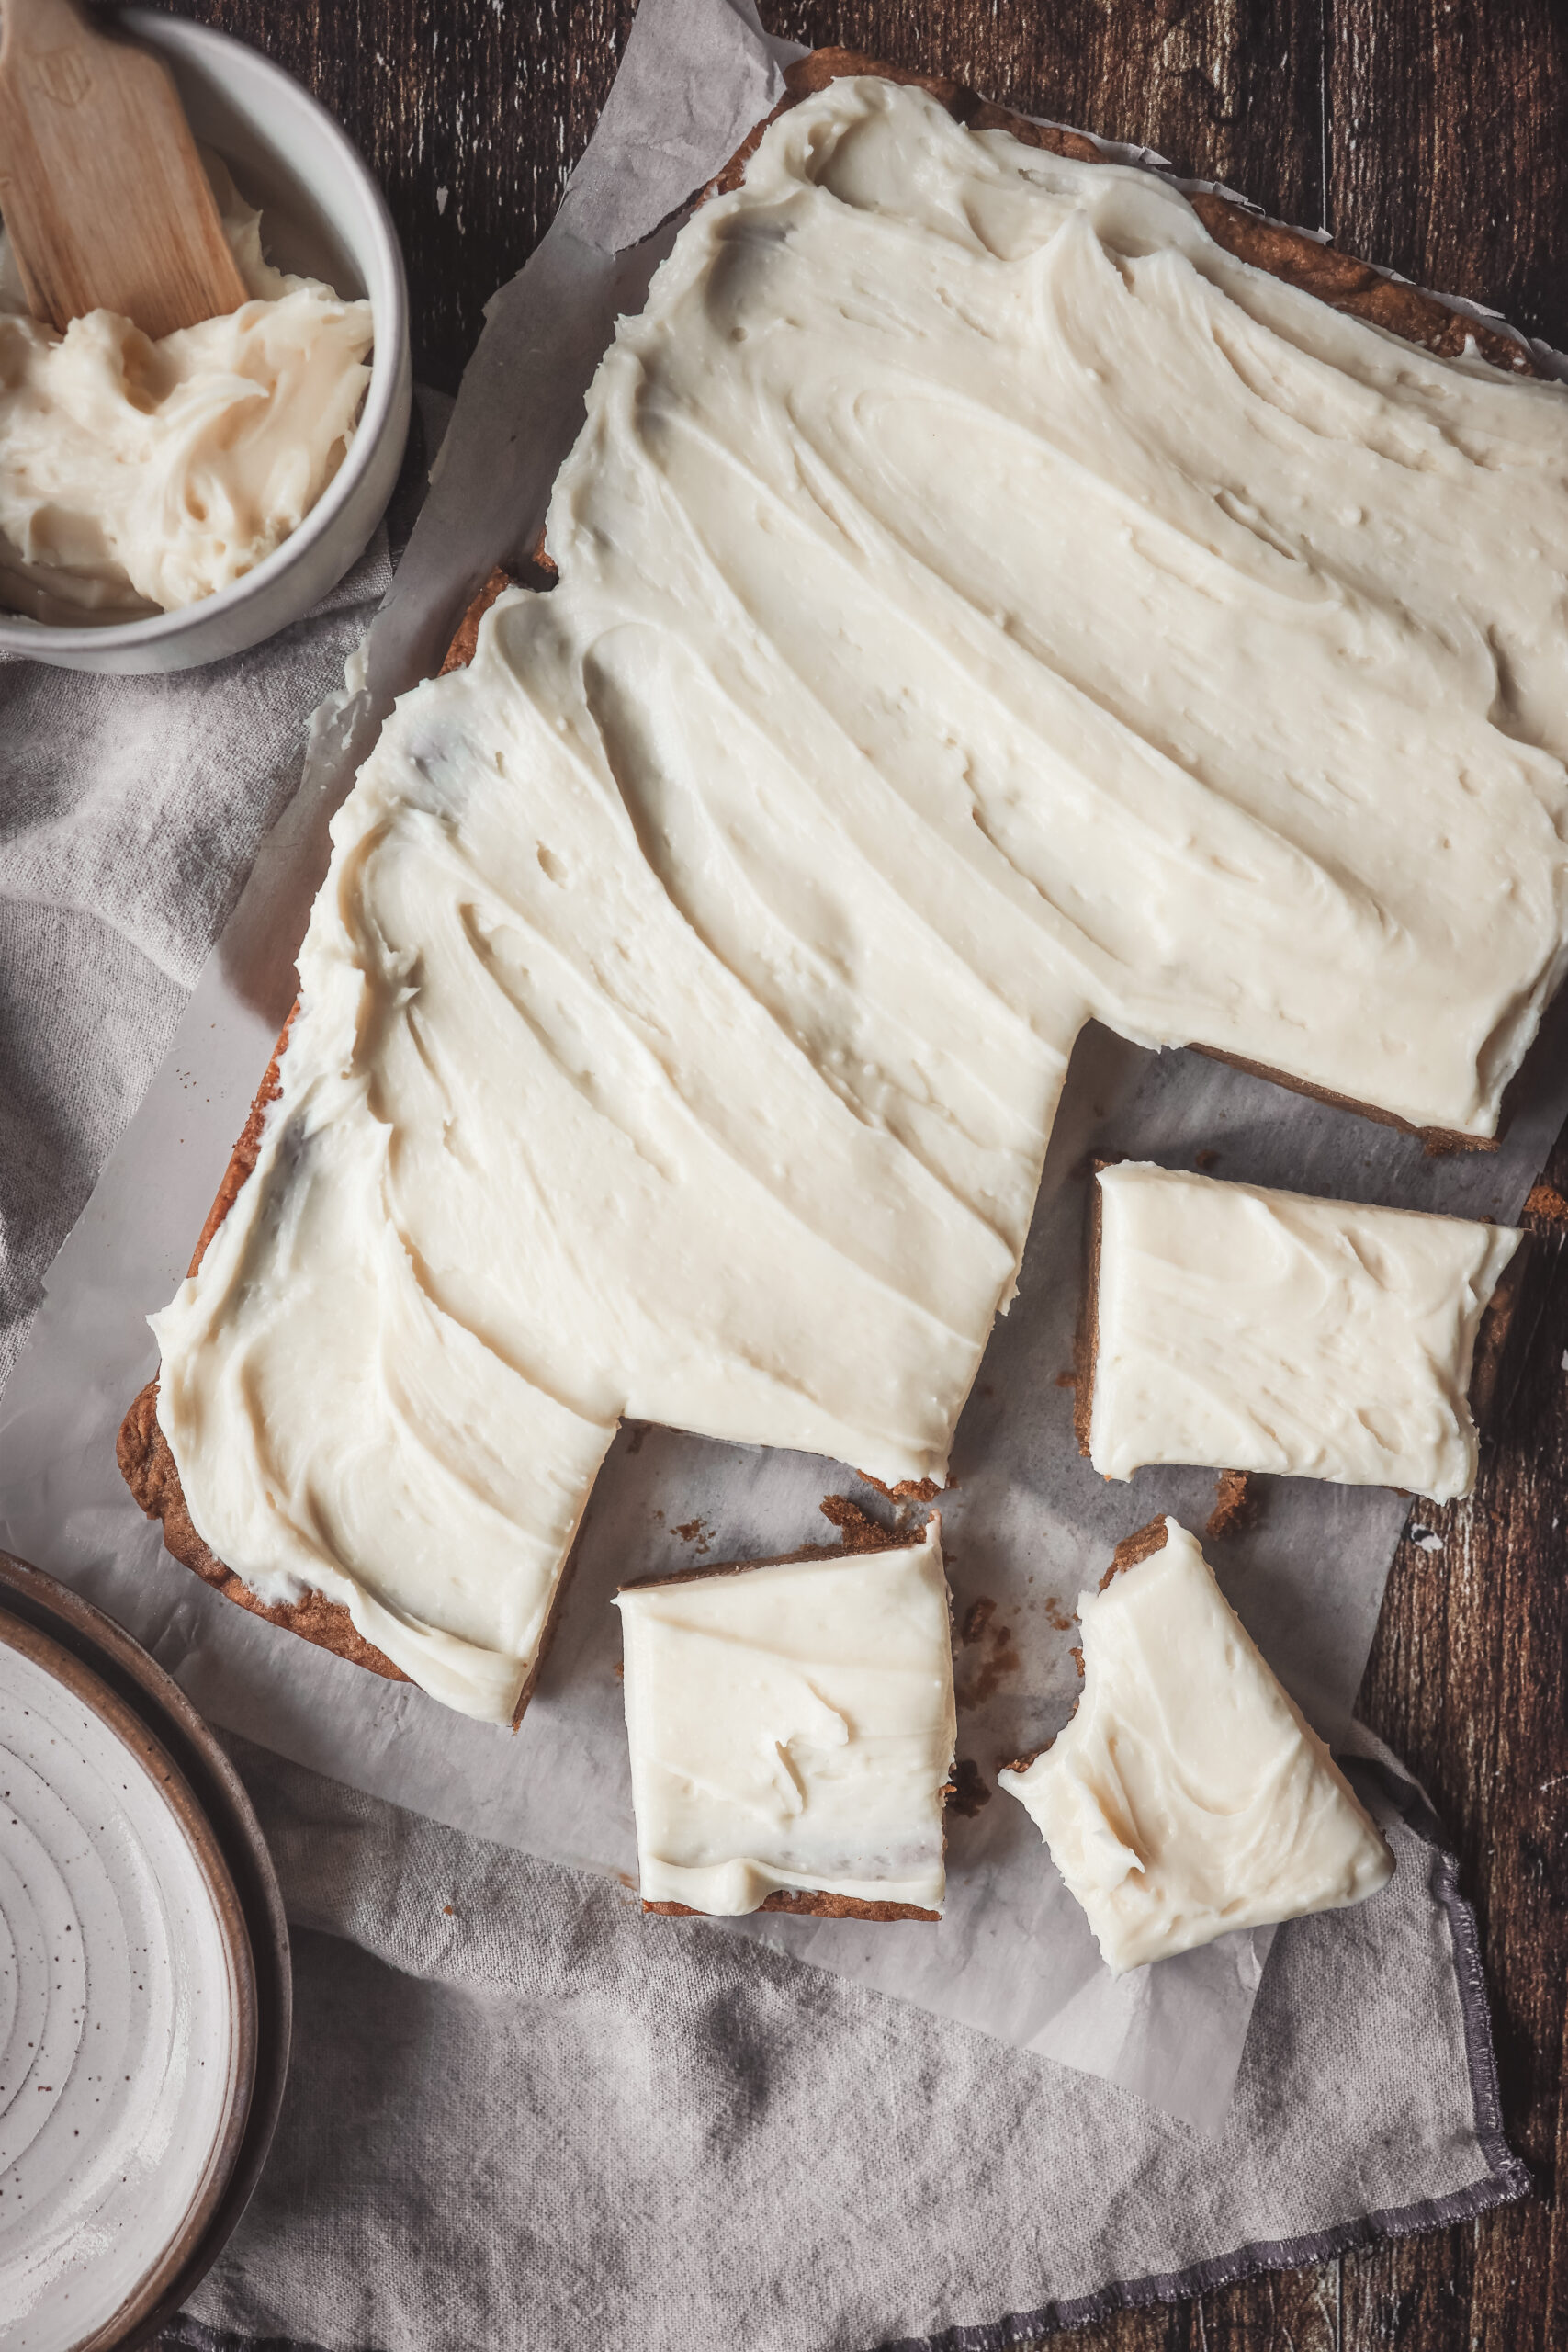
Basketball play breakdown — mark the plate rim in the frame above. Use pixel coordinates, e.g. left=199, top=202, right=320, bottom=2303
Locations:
left=0, top=1551, right=292, bottom=2352
left=0, top=1607, right=258, bottom=2349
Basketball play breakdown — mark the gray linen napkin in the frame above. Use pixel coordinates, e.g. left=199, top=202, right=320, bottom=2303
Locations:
left=0, top=553, right=1530, bottom=2350
left=167, top=1733, right=1524, bottom=2352
left=0, top=540, right=392, bottom=1391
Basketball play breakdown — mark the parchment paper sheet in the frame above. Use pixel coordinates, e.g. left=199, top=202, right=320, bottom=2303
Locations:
left=4, top=0, right=1566, bottom=2133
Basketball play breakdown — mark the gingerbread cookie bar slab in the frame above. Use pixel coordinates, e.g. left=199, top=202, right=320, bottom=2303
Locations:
left=998, top=1518, right=1393, bottom=1973
left=1084, top=1163, right=1522, bottom=1501
left=615, top=1524, right=955, bottom=1919
left=136, top=69, right=1568, bottom=1721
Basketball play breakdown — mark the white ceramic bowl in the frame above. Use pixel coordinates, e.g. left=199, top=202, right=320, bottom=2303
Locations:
left=0, top=9, right=411, bottom=674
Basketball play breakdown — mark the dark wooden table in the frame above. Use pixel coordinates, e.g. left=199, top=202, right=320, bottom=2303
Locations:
left=153, top=3, right=1568, bottom=2344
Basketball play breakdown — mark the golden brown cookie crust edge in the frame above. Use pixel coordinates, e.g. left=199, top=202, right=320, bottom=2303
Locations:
left=1074, top=1161, right=1106, bottom=1458
left=643, top=1891, right=941, bottom=1921
left=117, top=577, right=530, bottom=1701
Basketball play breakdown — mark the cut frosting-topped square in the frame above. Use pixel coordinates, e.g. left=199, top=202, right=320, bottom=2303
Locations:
left=614, top=1524, right=955, bottom=1919
left=1086, top=1163, right=1521, bottom=1502
left=999, top=1518, right=1393, bottom=1973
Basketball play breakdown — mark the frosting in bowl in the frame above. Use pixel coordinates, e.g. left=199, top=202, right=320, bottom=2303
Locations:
left=0, top=166, right=372, bottom=623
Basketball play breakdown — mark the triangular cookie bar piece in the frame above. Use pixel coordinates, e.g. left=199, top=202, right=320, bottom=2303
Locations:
left=999, top=1518, right=1393, bottom=1973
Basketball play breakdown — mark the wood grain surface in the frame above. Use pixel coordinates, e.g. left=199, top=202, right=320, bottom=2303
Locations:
left=147, top=2, right=1568, bottom=2345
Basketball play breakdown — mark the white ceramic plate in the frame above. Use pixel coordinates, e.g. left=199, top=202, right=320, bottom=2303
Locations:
left=0, top=1613, right=256, bottom=2352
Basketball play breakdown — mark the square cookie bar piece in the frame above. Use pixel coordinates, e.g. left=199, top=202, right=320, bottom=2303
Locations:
left=1085, top=1162, right=1521, bottom=1500
left=615, top=1525, right=955, bottom=1918
left=999, top=1518, right=1393, bottom=1973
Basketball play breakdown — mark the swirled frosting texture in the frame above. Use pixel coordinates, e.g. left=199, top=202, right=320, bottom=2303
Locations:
left=998, top=1521, right=1393, bottom=1972
left=152, top=78, right=1568, bottom=1718
left=615, top=1529, right=955, bottom=1916
left=0, top=184, right=371, bottom=621
left=1089, top=1163, right=1521, bottom=1498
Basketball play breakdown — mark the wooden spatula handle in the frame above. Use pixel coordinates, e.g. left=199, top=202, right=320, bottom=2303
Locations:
left=4, top=0, right=91, bottom=38
left=2, top=0, right=92, bottom=56
left=0, top=0, right=249, bottom=335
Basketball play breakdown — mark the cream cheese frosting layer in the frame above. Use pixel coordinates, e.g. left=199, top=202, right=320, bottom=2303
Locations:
left=0, top=175, right=372, bottom=622
left=1089, top=1163, right=1520, bottom=1499
left=998, top=1519, right=1393, bottom=1972
left=152, top=76, right=1568, bottom=1719
left=615, top=1527, right=955, bottom=1917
